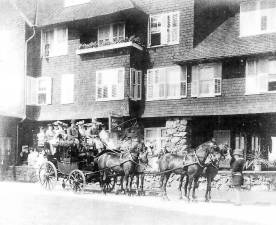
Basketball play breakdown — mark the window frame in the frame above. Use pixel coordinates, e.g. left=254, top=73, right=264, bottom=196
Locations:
left=146, top=65, right=187, bottom=101
left=41, top=27, right=68, bottom=58
left=37, top=77, right=52, bottom=105
left=97, top=22, right=125, bottom=46
left=240, top=0, right=276, bottom=37
left=148, top=11, right=180, bottom=48
left=245, top=58, right=276, bottom=95
left=95, top=68, right=125, bottom=101
left=191, top=63, right=222, bottom=98
left=130, top=68, right=142, bottom=100
left=144, top=127, right=167, bottom=154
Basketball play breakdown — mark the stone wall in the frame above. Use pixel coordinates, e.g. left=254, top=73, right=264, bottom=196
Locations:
left=165, top=118, right=191, bottom=154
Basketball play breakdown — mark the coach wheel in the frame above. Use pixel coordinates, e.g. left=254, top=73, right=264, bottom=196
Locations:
left=38, top=161, right=57, bottom=190
left=69, top=170, right=86, bottom=192
left=104, top=175, right=116, bottom=193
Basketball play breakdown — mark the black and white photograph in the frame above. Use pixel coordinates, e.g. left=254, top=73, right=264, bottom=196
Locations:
left=0, top=0, right=276, bottom=224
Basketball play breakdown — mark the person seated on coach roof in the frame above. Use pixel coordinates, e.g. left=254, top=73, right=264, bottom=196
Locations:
left=67, top=119, right=80, bottom=145
left=45, top=124, right=56, bottom=155
left=37, top=126, right=46, bottom=151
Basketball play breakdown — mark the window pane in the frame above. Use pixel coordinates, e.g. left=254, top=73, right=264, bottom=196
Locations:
left=261, top=15, right=268, bottom=31
left=38, top=93, right=46, bottom=105
left=103, top=86, right=108, bottom=98
left=150, top=16, right=161, bottom=33
left=268, top=81, right=276, bottom=91
left=98, top=25, right=110, bottom=45
left=199, top=67, right=214, bottom=80
left=200, top=80, right=212, bottom=95
left=269, top=60, right=276, bottom=74
left=247, top=60, right=256, bottom=75
left=151, top=33, right=161, bottom=46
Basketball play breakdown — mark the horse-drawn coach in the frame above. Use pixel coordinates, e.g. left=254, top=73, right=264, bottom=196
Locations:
left=37, top=119, right=231, bottom=201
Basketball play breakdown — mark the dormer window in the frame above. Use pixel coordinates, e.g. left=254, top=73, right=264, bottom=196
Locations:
left=240, top=0, right=276, bottom=36
left=64, top=0, right=90, bottom=7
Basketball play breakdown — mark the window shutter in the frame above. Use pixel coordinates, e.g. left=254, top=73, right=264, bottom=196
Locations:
left=180, top=66, right=187, bottom=97
left=137, top=71, right=142, bottom=100
left=61, top=74, right=74, bottom=104
left=26, top=76, right=37, bottom=105
left=245, top=60, right=258, bottom=94
left=117, top=68, right=124, bottom=99
left=147, top=70, right=154, bottom=100
left=214, top=63, right=222, bottom=96
left=167, top=12, right=179, bottom=44
left=130, top=68, right=135, bottom=99
left=45, top=77, right=52, bottom=104
left=191, top=66, right=199, bottom=97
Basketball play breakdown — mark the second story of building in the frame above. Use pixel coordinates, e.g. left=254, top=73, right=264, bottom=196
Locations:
left=143, top=0, right=276, bottom=118
left=25, top=0, right=276, bottom=120
left=25, top=0, right=195, bottom=121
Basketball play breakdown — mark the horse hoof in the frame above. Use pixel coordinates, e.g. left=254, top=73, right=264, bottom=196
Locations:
left=163, top=196, right=170, bottom=201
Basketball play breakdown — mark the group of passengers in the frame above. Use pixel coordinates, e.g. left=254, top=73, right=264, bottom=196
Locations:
left=36, top=119, right=112, bottom=155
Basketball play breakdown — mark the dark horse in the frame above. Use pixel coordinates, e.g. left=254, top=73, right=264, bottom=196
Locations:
left=158, top=140, right=218, bottom=200
left=95, top=143, right=141, bottom=194
left=184, top=144, right=230, bottom=202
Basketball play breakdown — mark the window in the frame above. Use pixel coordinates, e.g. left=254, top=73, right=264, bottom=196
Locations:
left=41, top=28, right=68, bottom=57
left=191, top=63, right=222, bottom=98
left=148, top=11, right=179, bottom=47
left=130, top=69, right=142, bottom=100
left=64, top=0, right=90, bottom=7
left=96, top=68, right=125, bottom=101
left=144, top=127, right=167, bottom=154
left=98, top=23, right=125, bottom=46
left=240, top=0, right=276, bottom=36
left=146, top=66, right=186, bottom=100
left=26, top=76, right=52, bottom=105
left=245, top=58, right=276, bottom=94
left=37, top=77, right=52, bottom=105
left=61, top=74, right=74, bottom=104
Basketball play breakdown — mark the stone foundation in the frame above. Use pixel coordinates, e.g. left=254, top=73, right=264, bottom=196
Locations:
left=165, top=118, right=191, bottom=153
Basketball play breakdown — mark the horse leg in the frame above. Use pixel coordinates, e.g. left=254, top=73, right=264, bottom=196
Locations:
left=136, top=174, right=140, bottom=195
left=184, top=175, right=189, bottom=198
left=178, top=174, right=184, bottom=200
left=205, top=177, right=211, bottom=202
left=140, top=174, right=145, bottom=196
left=192, top=176, right=199, bottom=201
left=162, top=173, right=170, bottom=200
left=187, top=175, right=194, bottom=201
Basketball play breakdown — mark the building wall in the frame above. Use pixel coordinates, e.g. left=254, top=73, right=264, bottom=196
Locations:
left=0, top=0, right=26, bottom=173
left=0, top=0, right=26, bottom=118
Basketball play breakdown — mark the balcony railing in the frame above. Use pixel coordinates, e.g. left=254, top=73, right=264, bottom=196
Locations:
left=76, top=37, right=144, bottom=55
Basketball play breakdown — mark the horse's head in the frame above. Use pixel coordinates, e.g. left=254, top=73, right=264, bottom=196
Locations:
left=205, top=143, right=231, bottom=168
left=195, top=140, right=218, bottom=164
left=138, top=146, right=149, bottom=164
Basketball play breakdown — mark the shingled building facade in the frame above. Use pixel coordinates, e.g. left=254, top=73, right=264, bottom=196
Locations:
left=14, top=0, right=276, bottom=166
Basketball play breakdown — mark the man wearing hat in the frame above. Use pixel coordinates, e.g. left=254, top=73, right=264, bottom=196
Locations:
left=45, top=124, right=56, bottom=154
left=231, top=148, right=245, bottom=205
left=67, top=119, right=80, bottom=145
left=37, top=126, right=46, bottom=151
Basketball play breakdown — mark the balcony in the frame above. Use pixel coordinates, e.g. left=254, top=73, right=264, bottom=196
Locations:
left=76, top=37, right=144, bottom=55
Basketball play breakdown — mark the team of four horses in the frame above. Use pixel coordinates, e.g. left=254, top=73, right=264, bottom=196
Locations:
left=39, top=135, right=230, bottom=202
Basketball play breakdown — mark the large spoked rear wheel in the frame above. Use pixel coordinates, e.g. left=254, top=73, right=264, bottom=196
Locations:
left=69, top=170, right=86, bottom=192
left=38, top=161, right=57, bottom=190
